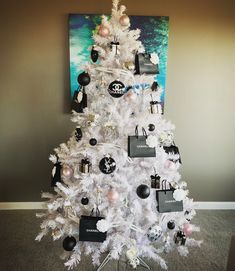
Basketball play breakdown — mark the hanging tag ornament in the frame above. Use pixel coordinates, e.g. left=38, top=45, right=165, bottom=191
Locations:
left=108, top=80, right=125, bottom=98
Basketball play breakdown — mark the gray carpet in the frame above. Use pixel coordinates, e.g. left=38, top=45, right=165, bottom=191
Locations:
left=0, top=210, right=234, bottom=271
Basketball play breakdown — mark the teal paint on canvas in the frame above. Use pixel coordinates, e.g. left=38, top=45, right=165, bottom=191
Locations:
left=69, top=14, right=169, bottom=106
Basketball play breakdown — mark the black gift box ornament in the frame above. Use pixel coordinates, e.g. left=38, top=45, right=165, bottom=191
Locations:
left=174, top=231, right=186, bottom=245
left=79, top=208, right=107, bottom=243
left=80, top=158, right=91, bottom=173
left=151, top=174, right=161, bottom=189
left=156, top=180, right=183, bottom=213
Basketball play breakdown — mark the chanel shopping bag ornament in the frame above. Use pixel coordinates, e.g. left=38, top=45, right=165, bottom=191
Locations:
left=79, top=208, right=107, bottom=242
left=135, top=52, right=159, bottom=75
left=156, top=180, right=183, bottom=213
left=128, top=126, right=156, bottom=158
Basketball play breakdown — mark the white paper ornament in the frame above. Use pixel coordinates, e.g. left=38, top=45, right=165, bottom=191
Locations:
left=146, top=135, right=159, bottom=148
left=173, top=188, right=188, bottom=201
left=96, top=219, right=109, bottom=232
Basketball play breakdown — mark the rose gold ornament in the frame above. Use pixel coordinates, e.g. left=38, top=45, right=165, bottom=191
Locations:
left=183, top=223, right=193, bottom=236
left=98, top=25, right=110, bottom=37
left=119, top=15, right=130, bottom=26
left=107, top=188, right=119, bottom=203
left=124, top=90, right=137, bottom=102
left=62, top=165, right=73, bottom=178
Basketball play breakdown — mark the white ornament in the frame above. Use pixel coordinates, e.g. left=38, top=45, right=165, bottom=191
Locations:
left=96, top=219, right=109, bottom=233
left=146, top=135, right=159, bottom=148
left=126, top=247, right=140, bottom=268
left=173, top=188, right=188, bottom=201
left=150, top=53, right=159, bottom=65
left=147, top=224, right=163, bottom=241
left=159, top=131, right=174, bottom=146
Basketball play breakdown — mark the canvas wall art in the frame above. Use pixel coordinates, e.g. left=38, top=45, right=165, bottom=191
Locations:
left=69, top=14, right=169, bottom=108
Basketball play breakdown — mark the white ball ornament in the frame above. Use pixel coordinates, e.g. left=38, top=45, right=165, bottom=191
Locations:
left=62, top=165, right=73, bottom=178
left=147, top=224, right=163, bottom=242
left=98, top=25, right=110, bottom=37
left=119, top=15, right=130, bottom=26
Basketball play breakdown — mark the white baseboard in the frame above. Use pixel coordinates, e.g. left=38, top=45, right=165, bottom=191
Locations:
left=195, top=201, right=235, bottom=210
left=0, top=202, right=46, bottom=210
left=0, top=201, right=235, bottom=210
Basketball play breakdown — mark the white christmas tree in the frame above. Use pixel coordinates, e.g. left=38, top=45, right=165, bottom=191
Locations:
left=36, top=1, right=202, bottom=270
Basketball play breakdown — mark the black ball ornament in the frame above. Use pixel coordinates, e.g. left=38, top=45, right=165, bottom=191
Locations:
left=77, top=72, right=90, bottom=86
left=89, top=138, right=97, bottom=146
left=99, top=156, right=116, bottom=174
left=75, top=127, right=82, bottom=141
left=63, top=236, right=77, bottom=251
left=136, top=184, right=150, bottom=199
left=108, top=80, right=125, bottom=98
left=148, top=124, right=155, bottom=131
left=91, top=46, right=99, bottom=62
left=81, top=197, right=89, bottom=205
left=167, top=220, right=175, bottom=230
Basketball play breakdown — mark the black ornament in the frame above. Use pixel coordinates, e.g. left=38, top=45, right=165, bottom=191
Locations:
left=51, top=162, right=62, bottom=187
left=174, top=231, right=186, bottom=246
left=91, top=46, right=99, bottom=62
left=108, top=80, right=125, bottom=98
left=136, top=184, right=150, bottom=199
left=89, top=138, right=97, bottom=146
left=71, top=89, right=87, bottom=113
left=75, top=127, right=82, bottom=141
left=167, top=220, right=175, bottom=230
left=77, top=72, right=90, bottom=86
left=148, top=124, right=155, bottom=131
left=151, top=81, right=159, bottom=91
left=99, top=157, right=116, bottom=174
left=81, top=197, right=89, bottom=205
left=63, top=236, right=77, bottom=251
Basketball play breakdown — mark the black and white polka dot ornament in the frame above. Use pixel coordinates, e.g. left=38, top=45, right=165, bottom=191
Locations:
left=99, top=156, right=116, bottom=174
left=108, top=80, right=125, bottom=98
left=147, top=224, right=163, bottom=242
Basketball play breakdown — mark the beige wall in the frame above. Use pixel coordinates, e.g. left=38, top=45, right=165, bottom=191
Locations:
left=0, top=0, right=234, bottom=201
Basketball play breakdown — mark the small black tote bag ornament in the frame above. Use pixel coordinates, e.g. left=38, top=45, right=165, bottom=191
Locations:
left=163, top=141, right=182, bottom=164
left=128, top=126, right=156, bottom=158
left=79, top=208, right=107, bottom=243
left=156, top=180, right=183, bottom=213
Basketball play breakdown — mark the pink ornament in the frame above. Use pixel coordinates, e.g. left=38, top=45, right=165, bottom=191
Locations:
left=183, top=223, right=193, bottom=236
left=62, top=165, right=73, bottom=178
left=165, top=160, right=179, bottom=171
left=98, top=25, right=110, bottom=37
left=124, top=90, right=137, bottom=102
left=107, top=188, right=119, bottom=203
left=119, top=15, right=130, bottom=26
